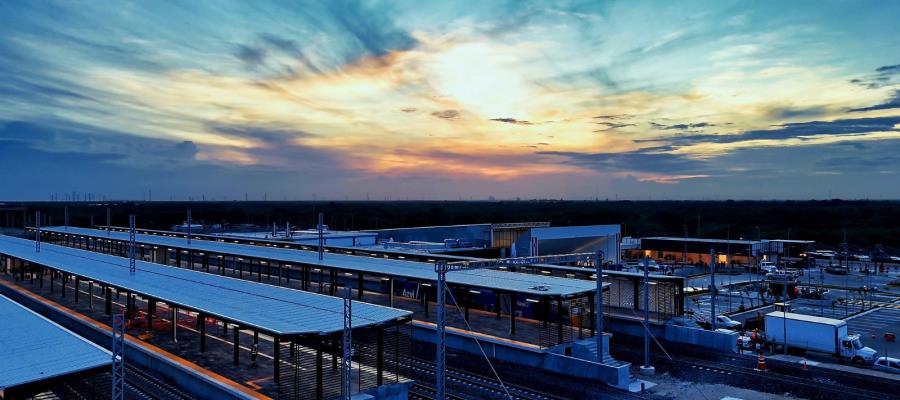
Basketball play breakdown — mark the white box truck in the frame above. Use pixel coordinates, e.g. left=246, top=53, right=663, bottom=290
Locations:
left=765, top=312, right=877, bottom=364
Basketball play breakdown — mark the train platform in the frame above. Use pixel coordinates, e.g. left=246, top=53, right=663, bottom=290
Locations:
left=0, top=292, right=111, bottom=400
left=0, top=236, right=413, bottom=400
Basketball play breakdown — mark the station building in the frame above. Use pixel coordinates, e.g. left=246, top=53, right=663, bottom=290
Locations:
left=627, top=237, right=815, bottom=266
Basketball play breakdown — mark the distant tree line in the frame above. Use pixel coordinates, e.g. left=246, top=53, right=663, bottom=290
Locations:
left=8, top=199, right=899, bottom=252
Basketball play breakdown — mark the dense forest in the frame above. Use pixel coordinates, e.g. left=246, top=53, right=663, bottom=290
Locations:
left=5, top=200, right=899, bottom=252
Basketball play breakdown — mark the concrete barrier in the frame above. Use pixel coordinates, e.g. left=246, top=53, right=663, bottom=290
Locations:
left=542, top=353, right=630, bottom=389
left=360, top=381, right=413, bottom=400
left=663, top=324, right=738, bottom=353
left=411, top=321, right=630, bottom=389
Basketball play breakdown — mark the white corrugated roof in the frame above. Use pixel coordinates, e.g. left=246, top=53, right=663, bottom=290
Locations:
left=45, top=227, right=599, bottom=297
left=764, top=311, right=847, bottom=327
left=0, top=294, right=111, bottom=391
left=529, top=225, right=620, bottom=240
left=0, top=236, right=410, bottom=336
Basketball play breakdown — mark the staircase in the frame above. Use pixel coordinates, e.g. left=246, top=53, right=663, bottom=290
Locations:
left=576, top=338, right=629, bottom=367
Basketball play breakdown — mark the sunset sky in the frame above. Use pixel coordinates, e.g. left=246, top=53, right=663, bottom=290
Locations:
left=1, top=0, right=899, bottom=200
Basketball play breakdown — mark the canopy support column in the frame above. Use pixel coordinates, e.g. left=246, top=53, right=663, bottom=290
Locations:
left=233, top=325, right=240, bottom=367
left=105, top=286, right=111, bottom=315
left=557, top=297, right=564, bottom=345
left=147, top=299, right=156, bottom=332
left=199, top=312, right=207, bottom=353
left=377, top=327, right=384, bottom=386
left=316, top=345, right=323, bottom=400
left=510, top=293, right=517, bottom=335
left=273, top=336, right=281, bottom=383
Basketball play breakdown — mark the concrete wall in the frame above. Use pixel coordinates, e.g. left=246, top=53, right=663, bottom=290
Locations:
left=605, top=316, right=738, bottom=353
left=663, top=325, right=739, bottom=353
left=411, top=322, right=630, bottom=389
left=514, top=225, right=620, bottom=261
left=541, top=353, right=629, bottom=389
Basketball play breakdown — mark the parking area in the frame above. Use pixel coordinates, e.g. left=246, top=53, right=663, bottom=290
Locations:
left=847, top=307, right=900, bottom=357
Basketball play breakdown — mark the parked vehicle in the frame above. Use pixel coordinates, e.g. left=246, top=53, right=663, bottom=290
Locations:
left=715, top=315, right=742, bottom=329
left=764, top=312, right=877, bottom=365
left=758, top=261, right=778, bottom=274
left=825, top=265, right=849, bottom=275
left=873, top=357, right=900, bottom=374
left=631, top=260, right=673, bottom=275
left=797, top=286, right=828, bottom=299
left=766, top=270, right=799, bottom=282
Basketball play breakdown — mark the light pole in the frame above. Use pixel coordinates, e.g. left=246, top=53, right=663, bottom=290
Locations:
left=318, top=212, right=325, bottom=261
left=129, top=214, right=136, bottom=274
left=782, top=269, right=788, bottom=355
left=640, top=256, right=655, bottom=375
left=843, top=229, right=849, bottom=318
left=595, top=250, right=605, bottom=363
left=34, top=211, right=41, bottom=253
left=342, top=288, right=352, bottom=400
left=727, top=228, right=732, bottom=313
left=710, top=249, right=716, bottom=330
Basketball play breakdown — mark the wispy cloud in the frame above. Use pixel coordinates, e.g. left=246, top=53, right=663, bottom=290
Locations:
left=850, top=63, right=900, bottom=89
left=1, top=0, right=899, bottom=199
left=849, top=90, right=900, bottom=112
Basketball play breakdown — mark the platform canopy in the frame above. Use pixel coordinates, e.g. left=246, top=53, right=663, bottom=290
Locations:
left=43, top=226, right=601, bottom=297
left=0, top=236, right=411, bottom=337
left=0, top=293, right=111, bottom=397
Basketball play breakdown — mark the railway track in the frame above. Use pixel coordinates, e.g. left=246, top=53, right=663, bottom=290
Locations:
left=402, top=356, right=567, bottom=400
left=409, top=382, right=466, bottom=400
left=29, top=365, right=193, bottom=400
left=125, top=365, right=196, bottom=400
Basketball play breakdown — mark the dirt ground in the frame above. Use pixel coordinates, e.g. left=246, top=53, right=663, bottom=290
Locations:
left=646, top=371, right=806, bottom=400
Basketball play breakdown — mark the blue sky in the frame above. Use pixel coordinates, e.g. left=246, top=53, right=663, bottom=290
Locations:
left=1, top=0, right=899, bottom=200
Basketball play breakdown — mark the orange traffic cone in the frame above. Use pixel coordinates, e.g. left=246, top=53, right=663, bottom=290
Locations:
left=802, top=356, right=808, bottom=371
left=756, top=353, right=767, bottom=371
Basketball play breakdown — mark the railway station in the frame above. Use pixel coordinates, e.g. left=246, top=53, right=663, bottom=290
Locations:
left=38, top=226, right=612, bottom=349
left=630, top=236, right=816, bottom=266
left=3, top=220, right=888, bottom=400
left=93, top=224, right=687, bottom=325
left=0, top=235, right=413, bottom=399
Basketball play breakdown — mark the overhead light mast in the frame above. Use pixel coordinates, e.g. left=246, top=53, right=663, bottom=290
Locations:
left=129, top=214, right=136, bottom=274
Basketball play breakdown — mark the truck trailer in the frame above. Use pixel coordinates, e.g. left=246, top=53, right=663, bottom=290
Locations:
left=764, top=312, right=877, bottom=364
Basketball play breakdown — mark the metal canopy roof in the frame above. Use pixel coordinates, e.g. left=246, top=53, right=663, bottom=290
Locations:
left=641, top=236, right=758, bottom=245
left=0, top=293, right=111, bottom=392
left=0, top=236, right=410, bottom=337
left=45, top=227, right=599, bottom=297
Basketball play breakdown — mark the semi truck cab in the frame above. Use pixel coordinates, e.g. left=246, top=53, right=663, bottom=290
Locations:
left=840, top=334, right=878, bottom=364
